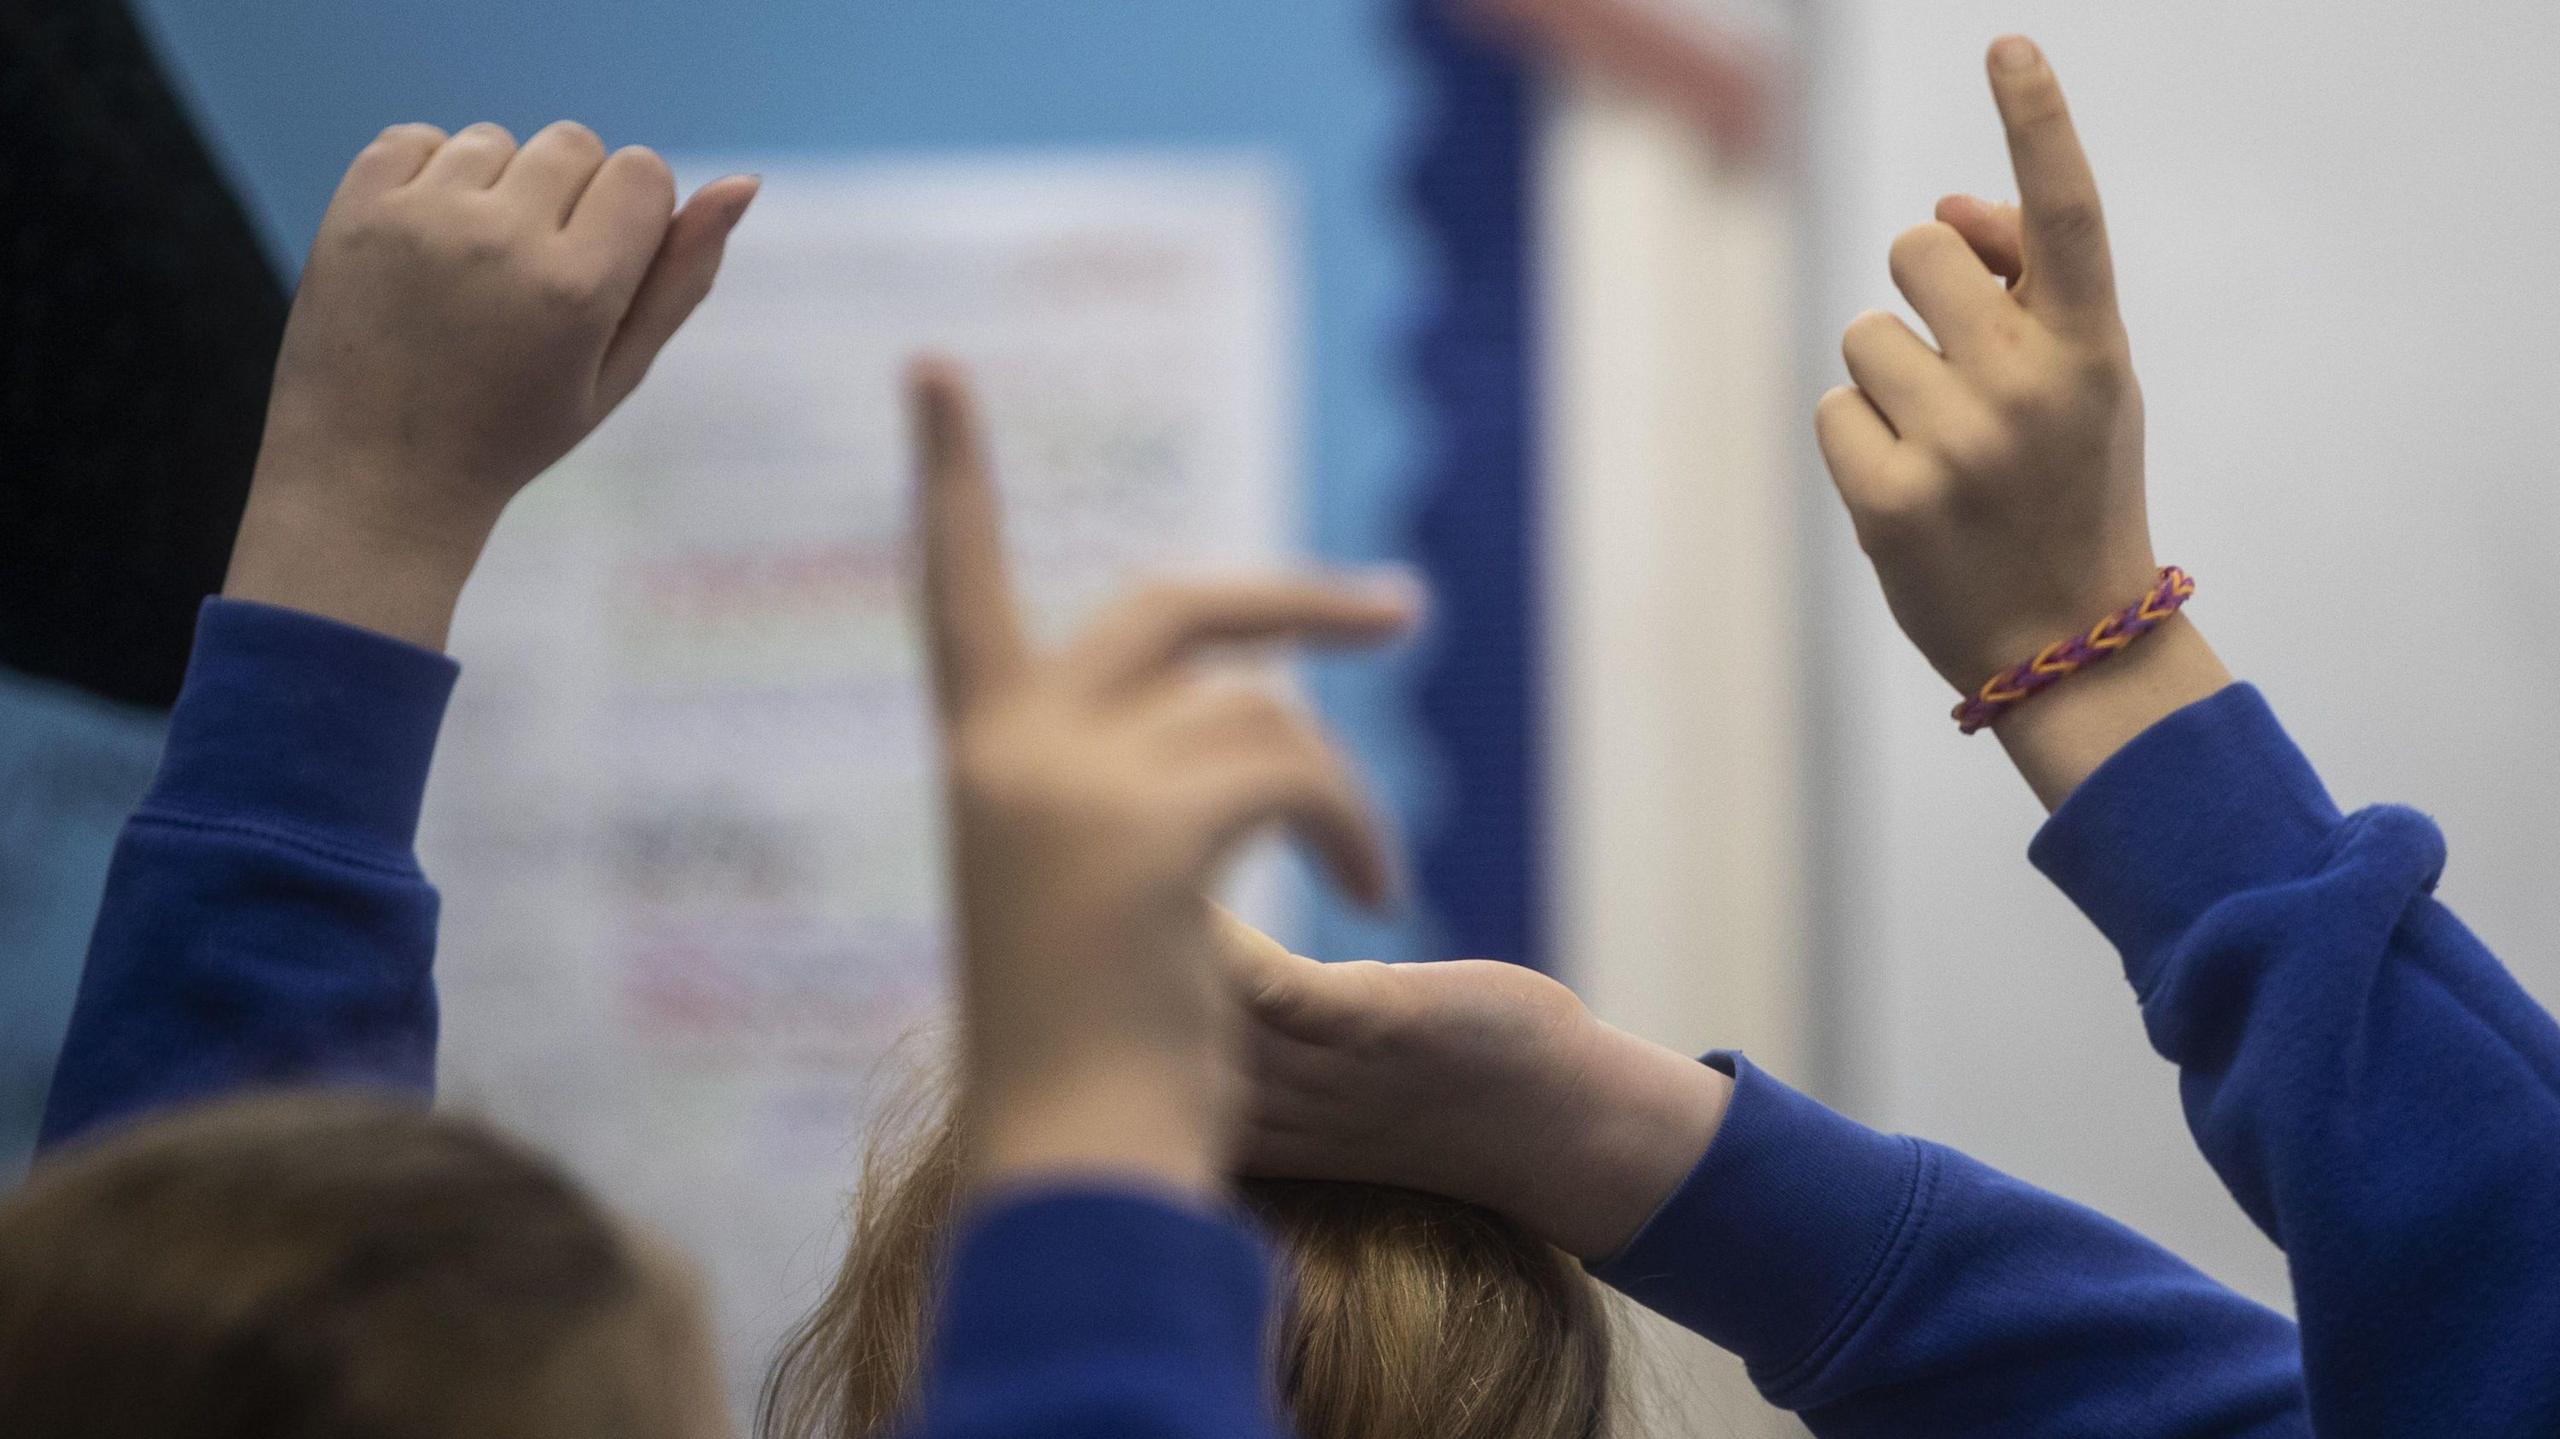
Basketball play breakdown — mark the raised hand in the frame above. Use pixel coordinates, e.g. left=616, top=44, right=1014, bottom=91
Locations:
left=227, top=121, right=759, bottom=649
left=911, top=361, right=1415, bottom=1196
left=1817, top=37, right=2228, bottom=804
left=1222, top=916, right=1732, bottom=1260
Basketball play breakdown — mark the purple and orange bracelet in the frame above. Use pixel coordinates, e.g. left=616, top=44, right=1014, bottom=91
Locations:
left=1953, top=566, right=2195, bottom=735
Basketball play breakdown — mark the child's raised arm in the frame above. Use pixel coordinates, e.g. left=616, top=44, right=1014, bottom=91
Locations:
left=911, top=362, right=1407, bottom=1196
left=1224, top=919, right=2306, bottom=1436
left=229, top=121, right=754, bottom=650
left=40, top=124, right=754, bottom=1146
left=898, top=362, right=1413, bottom=1438
left=1822, top=38, right=2560, bottom=1435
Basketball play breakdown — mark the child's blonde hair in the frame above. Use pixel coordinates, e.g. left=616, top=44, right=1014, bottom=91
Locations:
left=761, top=1071, right=1616, bottom=1439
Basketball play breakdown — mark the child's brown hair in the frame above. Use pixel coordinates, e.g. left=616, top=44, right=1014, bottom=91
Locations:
left=0, top=1092, right=724, bottom=1439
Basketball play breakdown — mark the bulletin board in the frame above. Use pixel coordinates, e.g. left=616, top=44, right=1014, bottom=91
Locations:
left=132, top=0, right=1542, bottom=1416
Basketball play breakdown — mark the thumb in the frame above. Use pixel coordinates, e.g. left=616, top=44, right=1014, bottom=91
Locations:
left=597, top=174, right=760, bottom=406
left=1213, top=906, right=1326, bottom=1015
left=1936, top=193, right=2025, bottom=283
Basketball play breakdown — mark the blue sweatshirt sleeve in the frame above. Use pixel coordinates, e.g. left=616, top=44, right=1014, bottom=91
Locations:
left=2030, top=684, right=2560, bottom=1437
left=45, top=600, right=1292, bottom=1439
left=36, top=598, right=456, bottom=1148
left=1594, top=1054, right=2306, bottom=1437
left=904, top=1187, right=1285, bottom=1439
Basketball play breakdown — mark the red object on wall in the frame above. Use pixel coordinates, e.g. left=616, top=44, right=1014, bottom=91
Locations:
left=1459, top=0, right=1781, bottom=164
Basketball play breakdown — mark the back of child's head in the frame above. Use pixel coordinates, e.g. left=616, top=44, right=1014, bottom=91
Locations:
left=0, top=1092, right=724, bottom=1439
left=761, top=1078, right=1616, bottom=1439
left=1243, top=1177, right=1614, bottom=1439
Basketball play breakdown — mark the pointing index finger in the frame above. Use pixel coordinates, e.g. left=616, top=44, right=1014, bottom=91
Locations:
left=910, top=359, right=1029, bottom=712
left=1986, top=36, right=2117, bottom=320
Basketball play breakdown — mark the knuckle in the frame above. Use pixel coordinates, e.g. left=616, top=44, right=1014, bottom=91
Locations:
left=1848, top=478, right=1944, bottom=554
left=612, top=144, right=676, bottom=191
left=1858, top=481, right=1931, bottom=529
left=1982, top=309, right=2033, bottom=354
left=533, top=262, right=612, bottom=316
left=447, top=221, right=522, bottom=271
left=2038, top=197, right=2106, bottom=250
left=1813, top=389, right=1853, bottom=436
left=541, top=119, right=604, bottom=154
left=331, top=204, right=415, bottom=253
left=1931, top=414, right=2014, bottom=474
left=1841, top=309, right=1903, bottom=359
left=1978, top=362, right=2046, bottom=414
left=2066, top=340, right=2130, bottom=394
left=2009, top=88, right=2072, bottom=135
left=392, top=201, right=509, bottom=264
left=1886, top=222, right=1957, bottom=280
left=373, top=122, right=444, bottom=147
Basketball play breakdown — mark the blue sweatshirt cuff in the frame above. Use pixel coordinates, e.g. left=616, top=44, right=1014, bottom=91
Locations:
left=2028, top=683, right=2343, bottom=995
left=925, top=1185, right=1276, bottom=1404
left=1591, top=1053, right=1929, bottom=1392
left=147, top=598, right=459, bottom=859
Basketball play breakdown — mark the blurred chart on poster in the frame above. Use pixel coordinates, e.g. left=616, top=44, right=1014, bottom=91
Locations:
left=419, top=156, right=1296, bottom=1414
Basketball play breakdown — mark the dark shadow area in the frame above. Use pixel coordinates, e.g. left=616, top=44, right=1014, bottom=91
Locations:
left=2, top=0, right=285, bottom=709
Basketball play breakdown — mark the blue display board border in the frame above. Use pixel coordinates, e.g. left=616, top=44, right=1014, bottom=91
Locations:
left=1402, top=1, right=1544, bottom=973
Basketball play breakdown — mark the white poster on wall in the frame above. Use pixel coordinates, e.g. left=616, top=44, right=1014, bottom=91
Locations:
left=418, top=156, right=1297, bottom=1416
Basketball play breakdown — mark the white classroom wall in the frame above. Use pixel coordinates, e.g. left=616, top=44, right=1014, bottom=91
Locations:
left=1806, top=0, right=2560, bottom=1308
left=1543, top=56, right=1812, bottom=1437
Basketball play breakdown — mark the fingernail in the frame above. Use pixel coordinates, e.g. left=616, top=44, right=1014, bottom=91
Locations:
left=1991, top=35, right=2040, bottom=73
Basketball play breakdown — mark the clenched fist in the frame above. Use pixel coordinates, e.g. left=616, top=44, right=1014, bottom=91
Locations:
left=228, top=121, right=757, bottom=648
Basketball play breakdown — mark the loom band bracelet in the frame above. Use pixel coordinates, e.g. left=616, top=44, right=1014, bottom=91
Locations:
left=1952, top=566, right=2195, bottom=735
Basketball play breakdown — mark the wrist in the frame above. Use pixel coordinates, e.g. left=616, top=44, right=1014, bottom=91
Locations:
left=1938, top=551, right=2164, bottom=695
left=964, top=1054, right=1230, bottom=1202
left=223, top=470, right=498, bottom=652
left=1510, top=1024, right=1732, bottom=1261
left=1993, top=613, right=2230, bottom=809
